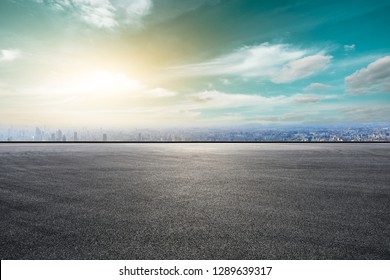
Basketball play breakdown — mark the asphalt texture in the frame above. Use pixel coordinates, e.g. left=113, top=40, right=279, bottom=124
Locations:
left=0, top=143, right=389, bottom=259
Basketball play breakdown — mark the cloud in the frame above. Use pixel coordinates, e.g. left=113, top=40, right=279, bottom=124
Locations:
left=340, top=106, right=390, bottom=122
left=32, top=70, right=176, bottom=100
left=34, top=0, right=153, bottom=28
left=0, top=49, right=20, bottom=62
left=1, top=76, right=340, bottom=126
left=171, top=43, right=304, bottom=77
left=304, top=82, right=332, bottom=91
left=181, top=90, right=336, bottom=112
left=247, top=112, right=317, bottom=123
left=220, top=78, right=230, bottom=85
left=293, top=94, right=323, bottom=103
left=145, top=87, right=176, bottom=98
left=189, top=90, right=287, bottom=109
left=34, top=0, right=118, bottom=28
left=171, top=43, right=332, bottom=83
left=121, top=0, right=153, bottom=25
left=76, top=0, right=118, bottom=28
left=292, top=94, right=337, bottom=103
left=345, top=56, right=390, bottom=94
left=344, top=44, right=355, bottom=52
left=271, top=54, right=332, bottom=83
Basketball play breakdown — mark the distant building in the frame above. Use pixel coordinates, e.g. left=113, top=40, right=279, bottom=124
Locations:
left=56, top=130, right=63, bottom=141
left=62, top=135, right=66, bottom=142
left=34, top=127, right=43, bottom=141
left=74, top=132, right=78, bottom=141
left=103, top=133, right=107, bottom=142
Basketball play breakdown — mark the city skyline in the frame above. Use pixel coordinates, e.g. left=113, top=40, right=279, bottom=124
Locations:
left=2, top=124, right=389, bottom=142
left=0, top=0, right=389, bottom=127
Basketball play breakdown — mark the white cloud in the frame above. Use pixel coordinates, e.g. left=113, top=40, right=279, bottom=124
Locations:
left=247, top=112, right=317, bottom=123
left=172, top=43, right=332, bottom=84
left=185, top=92, right=335, bottom=109
left=32, top=70, right=177, bottom=100
left=145, top=87, right=176, bottom=98
left=122, top=0, right=153, bottom=25
left=345, top=56, right=390, bottom=94
left=344, top=44, right=356, bottom=52
left=34, top=0, right=118, bottom=28
left=0, top=49, right=20, bottom=62
left=220, top=78, right=230, bottom=85
left=1, top=76, right=340, bottom=126
left=76, top=0, right=118, bottom=28
left=35, top=0, right=153, bottom=28
left=304, top=82, right=332, bottom=91
left=292, top=94, right=337, bottom=103
left=181, top=90, right=336, bottom=111
left=271, top=54, right=332, bottom=83
left=189, top=90, right=287, bottom=109
left=340, top=106, right=390, bottom=122
left=172, top=43, right=303, bottom=77
left=293, top=94, right=323, bottom=103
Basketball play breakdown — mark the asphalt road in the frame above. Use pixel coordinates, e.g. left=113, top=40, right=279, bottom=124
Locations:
left=0, top=143, right=389, bottom=259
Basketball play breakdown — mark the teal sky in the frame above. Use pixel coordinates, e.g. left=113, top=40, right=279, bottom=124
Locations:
left=0, top=0, right=389, bottom=128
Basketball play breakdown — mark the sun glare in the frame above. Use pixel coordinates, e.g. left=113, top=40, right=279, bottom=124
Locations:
left=83, top=71, right=140, bottom=93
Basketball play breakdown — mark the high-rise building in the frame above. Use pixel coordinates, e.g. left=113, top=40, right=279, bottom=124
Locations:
left=34, top=127, right=43, bottom=141
left=103, top=133, right=107, bottom=142
left=74, top=132, right=78, bottom=141
left=56, top=129, right=63, bottom=141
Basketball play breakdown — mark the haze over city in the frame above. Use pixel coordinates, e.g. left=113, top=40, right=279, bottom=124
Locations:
left=1, top=0, right=389, bottom=128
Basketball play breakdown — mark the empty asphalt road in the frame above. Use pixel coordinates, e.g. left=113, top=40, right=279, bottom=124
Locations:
left=0, top=143, right=389, bottom=259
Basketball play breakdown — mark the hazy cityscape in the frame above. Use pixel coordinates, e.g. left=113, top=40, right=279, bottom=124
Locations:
left=1, top=125, right=389, bottom=142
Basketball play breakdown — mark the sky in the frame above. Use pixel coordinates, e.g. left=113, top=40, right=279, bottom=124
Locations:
left=0, top=0, right=389, bottom=128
